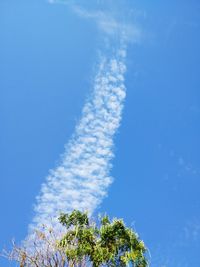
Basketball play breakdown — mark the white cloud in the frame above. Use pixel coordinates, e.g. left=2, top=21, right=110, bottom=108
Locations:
left=26, top=1, right=143, bottom=244
left=73, top=6, right=140, bottom=42
left=183, top=219, right=200, bottom=242
left=47, top=0, right=141, bottom=43
left=28, top=49, right=127, bottom=234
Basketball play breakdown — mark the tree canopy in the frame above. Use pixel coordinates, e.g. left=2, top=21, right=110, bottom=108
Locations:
left=59, top=210, right=148, bottom=267
left=3, top=210, right=148, bottom=267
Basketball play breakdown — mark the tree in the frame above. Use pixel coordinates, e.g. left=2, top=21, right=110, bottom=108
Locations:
left=59, top=210, right=148, bottom=267
left=3, top=210, right=148, bottom=267
left=2, top=226, right=68, bottom=267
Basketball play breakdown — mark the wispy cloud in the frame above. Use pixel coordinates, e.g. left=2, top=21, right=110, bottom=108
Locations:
left=182, top=219, right=200, bottom=243
left=48, top=0, right=141, bottom=43
left=72, top=7, right=141, bottom=43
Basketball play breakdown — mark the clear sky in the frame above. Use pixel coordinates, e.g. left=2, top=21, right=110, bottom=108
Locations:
left=0, top=0, right=200, bottom=266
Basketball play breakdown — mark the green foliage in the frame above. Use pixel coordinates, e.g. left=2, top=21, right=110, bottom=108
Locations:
left=59, top=210, right=148, bottom=267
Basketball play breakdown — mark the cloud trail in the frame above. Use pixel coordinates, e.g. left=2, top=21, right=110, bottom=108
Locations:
left=30, top=47, right=126, bottom=231
left=29, top=1, right=138, bottom=233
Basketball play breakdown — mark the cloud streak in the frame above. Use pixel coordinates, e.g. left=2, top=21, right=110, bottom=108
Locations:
left=28, top=0, right=138, bottom=234
left=72, top=6, right=141, bottom=42
left=48, top=0, right=141, bottom=42
left=29, top=48, right=127, bottom=231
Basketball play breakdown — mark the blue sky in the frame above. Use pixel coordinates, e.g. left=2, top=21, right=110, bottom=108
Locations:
left=0, top=0, right=200, bottom=266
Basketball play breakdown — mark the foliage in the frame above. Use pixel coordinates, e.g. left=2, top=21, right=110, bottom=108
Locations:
left=58, top=210, right=148, bottom=267
left=2, top=210, right=148, bottom=267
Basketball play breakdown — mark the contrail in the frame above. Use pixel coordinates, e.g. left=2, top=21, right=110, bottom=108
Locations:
left=29, top=48, right=126, bottom=231
left=28, top=1, right=140, bottom=233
